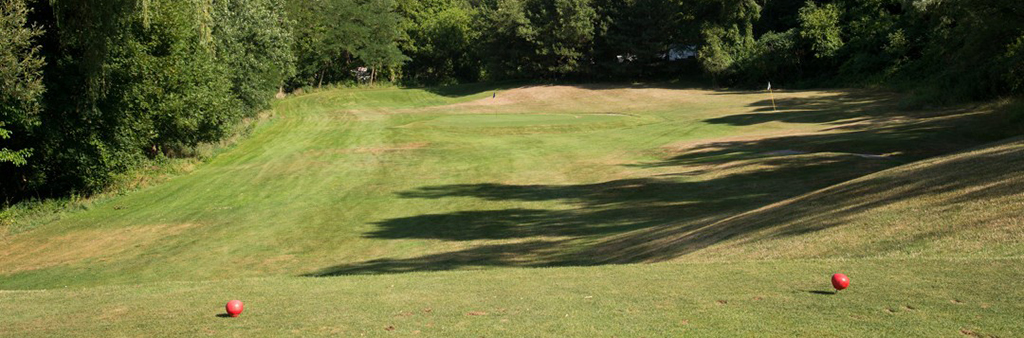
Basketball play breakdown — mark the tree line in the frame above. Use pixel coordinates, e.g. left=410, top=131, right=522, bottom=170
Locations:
left=2, top=0, right=1022, bottom=202
left=1, top=0, right=294, bottom=202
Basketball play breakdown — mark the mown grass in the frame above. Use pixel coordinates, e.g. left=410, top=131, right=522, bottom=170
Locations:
left=0, top=83, right=1021, bottom=335
left=2, top=257, right=1021, bottom=337
left=1, top=84, right=1019, bottom=288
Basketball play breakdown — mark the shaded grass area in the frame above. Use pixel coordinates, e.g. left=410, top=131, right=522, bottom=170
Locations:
left=684, top=138, right=1024, bottom=260
left=2, top=258, right=1022, bottom=337
left=311, top=98, right=1024, bottom=276
left=0, top=84, right=1021, bottom=289
left=312, top=154, right=886, bottom=275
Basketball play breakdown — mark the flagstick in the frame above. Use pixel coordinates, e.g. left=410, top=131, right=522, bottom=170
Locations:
left=769, top=88, right=777, bottom=112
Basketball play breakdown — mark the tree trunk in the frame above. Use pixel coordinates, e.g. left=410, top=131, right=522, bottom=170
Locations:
left=370, top=67, right=376, bottom=86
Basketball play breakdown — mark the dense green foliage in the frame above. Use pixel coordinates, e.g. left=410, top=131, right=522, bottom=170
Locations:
left=313, top=0, right=1022, bottom=95
left=397, top=0, right=479, bottom=84
left=478, top=0, right=597, bottom=79
left=711, top=0, right=1024, bottom=100
left=212, top=0, right=296, bottom=116
left=0, top=0, right=294, bottom=202
left=0, top=0, right=43, bottom=168
left=285, top=0, right=407, bottom=88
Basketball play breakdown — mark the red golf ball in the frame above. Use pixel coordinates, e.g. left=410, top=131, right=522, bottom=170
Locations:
left=832, top=273, right=850, bottom=291
left=226, top=300, right=244, bottom=317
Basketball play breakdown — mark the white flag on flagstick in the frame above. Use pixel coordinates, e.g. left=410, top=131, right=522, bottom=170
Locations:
left=767, top=82, right=772, bottom=91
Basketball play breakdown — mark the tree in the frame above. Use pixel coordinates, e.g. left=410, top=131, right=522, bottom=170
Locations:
left=798, top=1, right=843, bottom=59
left=397, top=0, right=479, bottom=84
left=286, top=0, right=367, bottom=88
left=920, top=0, right=1024, bottom=99
left=479, top=0, right=596, bottom=79
left=591, top=0, right=686, bottom=79
left=2, top=0, right=300, bottom=201
left=698, top=26, right=737, bottom=83
left=285, top=0, right=335, bottom=88
left=284, top=0, right=407, bottom=88
left=0, top=0, right=43, bottom=167
left=1007, top=35, right=1024, bottom=95
left=20, top=0, right=243, bottom=194
left=695, top=0, right=761, bottom=85
left=478, top=0, right=534, bottom=79
left=354, top=0, right=409, bottom=85
left=212, top=0, right=296, bottom=116
left=527, top=0, right=597, bottom=76
left=132, top=0, right=239, bottom=150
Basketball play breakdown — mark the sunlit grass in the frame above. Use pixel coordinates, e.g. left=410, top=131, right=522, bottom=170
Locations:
left=0, top=84, right=1021, bottom=335
left=2, top=258, right=1021, bottom=336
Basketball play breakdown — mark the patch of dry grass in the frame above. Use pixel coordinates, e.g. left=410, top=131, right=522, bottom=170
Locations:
left=0, top=223, right=200, bottom=274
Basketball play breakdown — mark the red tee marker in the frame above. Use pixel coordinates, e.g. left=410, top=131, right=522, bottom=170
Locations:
left=226, top=300, right=244, bottom=317
left=831, top=273, right=850, bottom=292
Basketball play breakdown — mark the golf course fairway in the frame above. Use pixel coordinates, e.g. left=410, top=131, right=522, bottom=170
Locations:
left=1, top=84, right=1021, bottom=336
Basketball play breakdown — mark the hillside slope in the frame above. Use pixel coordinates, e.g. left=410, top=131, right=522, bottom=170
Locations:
left=2, top=136, right=1022, bottom=336
left=1, top=85, right=1022, bottom=336
left=593, top=138, right=1024, bottom=262
left=0, top=85, right=1019, bottom=290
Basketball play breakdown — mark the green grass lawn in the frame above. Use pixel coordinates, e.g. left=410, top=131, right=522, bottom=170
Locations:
left=3, top=258, right=1022, bottom=337
left=1, top=83, right=1022, bottom=336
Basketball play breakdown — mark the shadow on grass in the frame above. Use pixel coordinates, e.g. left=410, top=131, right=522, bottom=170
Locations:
left=640, top=96, right=1023, bottom=169
left=307, top=92, right=1024, bottom=277
left=704, top=91, right=905, bottom=126
left=308, top=241, right=580, bottom=275
left=806, top=290, right=838, bottom=295
left=377, top=158, right=879, bottom=242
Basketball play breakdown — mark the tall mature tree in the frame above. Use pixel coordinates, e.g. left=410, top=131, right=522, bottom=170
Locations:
left=479, top=0, right=597, bottom=79
left=527, top=0, right=597, bottom=75
left=478, top=0, right=534, bottom=79
left=0, top=0, right=43, bottom=168
left=29, top=0, right=240, bottom=193
left=286, top=0, right=363, bottom=88
left=131, top=0, right=238, bottom=150
left=354, top=0, right=409, bottom=85
left=798, top=1, right=843, bottom=59
left=1008, top=35, right=1024, bottom=95
left=696, top=0, right=761, bottom=84
left=212, top=0, right=296, bottom=115
left=285, top=0, right=332, bottom=87
left=921, top=0, right=1024, bottom=99
left=397, top=0, right=479, bottom=84
left=285, top=0, right=407, bottom=88
left=591, top=0, right=686, bottom=78
left=27, top=0, right=142, bottom=192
